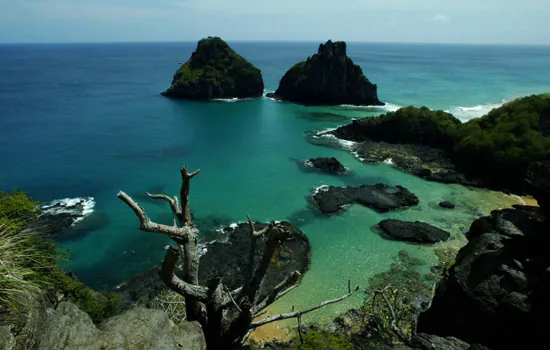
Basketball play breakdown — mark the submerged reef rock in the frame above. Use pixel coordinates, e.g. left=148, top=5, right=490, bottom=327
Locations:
left=377, top=219, right=451, bottom=244
left=418, top=201, right=549, bottom=349
left=305, top=157, right=347, bottom=174
left=313, top=183, right=419, bottom=214
left=267, top=40, right=383, bottom=106
left=439, top=201, right=456, bottom=209
left=162, top=37, right=264, bottom=100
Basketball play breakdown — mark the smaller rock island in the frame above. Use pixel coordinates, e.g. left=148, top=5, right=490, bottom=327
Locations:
left=162, top=37, right=264, bottom=100
left=267, top=40, right=383, bottom=106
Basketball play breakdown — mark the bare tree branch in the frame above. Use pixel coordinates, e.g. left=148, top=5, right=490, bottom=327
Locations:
left=117, top=191, right=196, bottom=240
left=253, top=271, right=301, bottom=314
left=249, top=286, right=359, bottom=329
left=372, top=287, right=412, bottom=346
left=245, top=215, right=257, bottom=283
left=146, top=192, right=181, bottom=217
left=180, top=165, right=200, bottom=224
left=159, top=246, right=210, bottom=302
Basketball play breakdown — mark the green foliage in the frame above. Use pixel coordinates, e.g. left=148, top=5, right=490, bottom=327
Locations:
left=291, top=329, right=354, bottom=350
left=348, top=106, right=461, bottom=148
left=0, top=189, right=38, bottom=231
left=168, top=36, right=262, bottom=98
left=0, top=190, right=119, bottom=323
left=452, top=94, right=550, bottom=189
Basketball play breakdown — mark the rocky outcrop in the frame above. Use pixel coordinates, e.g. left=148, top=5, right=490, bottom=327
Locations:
left=199, top=221, right=310, bottom=300
left=417, top=195, right=549, bottom=349
left=35, top=197, right=95, bottom=236
left=38, top=302, right=206, bottom=350
left=526, top=161, right=550, bottom=215
left=377, top=220, right=451, bottom=244
left=313, top=183, right=419, bottom=214
left=439, top=201, right=456, bottom=209
left=305, top=157, right=346, bottom=174
left=266, top=40, right=383, bottom=106
left=162, top=37, right=264, bottom=100
left=115, top=221, right=310, bottom=309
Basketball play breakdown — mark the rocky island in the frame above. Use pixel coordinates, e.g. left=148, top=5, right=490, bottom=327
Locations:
left=162, top=37, right=264, bottom=100
left=267, top=40, right=383, bottom=106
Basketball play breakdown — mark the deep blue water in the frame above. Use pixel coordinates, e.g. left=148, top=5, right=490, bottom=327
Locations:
left=1, top=42, right=549, bottom=323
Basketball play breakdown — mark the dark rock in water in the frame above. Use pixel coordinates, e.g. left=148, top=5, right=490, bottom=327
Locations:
left=35, top=197, right=95, bottom=236
left=114, top=221, right=311, bottom=309
left=439, top=201, right=456, bottom=209
left=377, top=220, right=451, bottom=244
left=199, top=221, right=310, bottom=300
left=417, top=204, right=549, bottom=349
left=313, top=183, right=419, bottom=214
left=266, top=40, right=383, bottom=106
left=162, top=37, right=264, bottom=100
left=306, top=157, right=346, bottom=174
left=526, top=161, right=550, bottom=215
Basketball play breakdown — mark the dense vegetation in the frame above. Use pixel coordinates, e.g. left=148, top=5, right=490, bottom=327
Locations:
left=162, top=36, right=264, bottom=99
left=336, top=94, right=550, bottom=191
left=0, top=190, right=119, bottom=323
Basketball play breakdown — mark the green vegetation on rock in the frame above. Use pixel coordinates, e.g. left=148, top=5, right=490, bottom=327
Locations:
left=291, top=329, right=354, bottom=350
left=0, top=190, right=119, bottom=324
left=162, top=36, right=264, bottom=100
left=335, top=93, right=550, bottom=191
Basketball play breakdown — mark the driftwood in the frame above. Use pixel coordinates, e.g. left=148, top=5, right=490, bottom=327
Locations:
left=118, top=165, right=357, bottom=349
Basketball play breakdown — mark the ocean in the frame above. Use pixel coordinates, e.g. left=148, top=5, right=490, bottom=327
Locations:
left=1, top=42, right=549, bottom=325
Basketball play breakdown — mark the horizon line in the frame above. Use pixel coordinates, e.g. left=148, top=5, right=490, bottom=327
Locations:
left=1, top=39, right=549, bottom=47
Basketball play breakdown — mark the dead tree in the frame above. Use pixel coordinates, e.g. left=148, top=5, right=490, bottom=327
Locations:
left=118, top=166, right=358, bottom=349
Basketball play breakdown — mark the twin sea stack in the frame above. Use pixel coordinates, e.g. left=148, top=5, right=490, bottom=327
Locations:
left=162, top=37, right=264, bottom=100
left=267, top=40, right=383, bottom=106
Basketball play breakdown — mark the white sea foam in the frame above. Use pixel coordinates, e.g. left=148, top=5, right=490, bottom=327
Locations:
left=336, top=102, right=402, bottom=113
left=446, top=101, right=506, bottom=122
left=40, top=197, right=95, bottom=225
left=383, top=158, right=394, bottom=165
left=313, top=185, right=330, bottom=195
left=509, top=194, right=527, bottom=205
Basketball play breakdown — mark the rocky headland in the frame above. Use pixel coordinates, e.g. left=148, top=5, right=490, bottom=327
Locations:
left=313, top=183, right=419, bottom=214
left=328, top=94, right=550, bottom=192
left=162, top=37, right=264, bottom=100
left=266, top=40, right=383, bottom=106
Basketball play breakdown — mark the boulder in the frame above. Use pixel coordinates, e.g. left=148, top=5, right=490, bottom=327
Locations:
left=377, top=220, right=451, bottom=244
left=417, top=204, right=549, bottom=349
left=306, top=157, right=346, bottom=174
left=38, top=302, right=206, bottom=350
left=266, top=40, right=383, bottom=106
left=162, top=37, right=264, bottom=100
left=313, top=183, right=419, bottom=214
left=439, top=201, right=456, bottom=209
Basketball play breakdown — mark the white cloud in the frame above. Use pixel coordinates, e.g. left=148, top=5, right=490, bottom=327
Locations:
left=433, top=14, right=451, bottom=22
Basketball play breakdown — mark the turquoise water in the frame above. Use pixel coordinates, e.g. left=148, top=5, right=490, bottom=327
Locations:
left=1, top=42, right=549, bottom=326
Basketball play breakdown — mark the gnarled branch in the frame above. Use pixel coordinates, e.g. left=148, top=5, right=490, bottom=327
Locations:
left=249, top=285, right=359, bottom=329
left=159, top=246, right=210, bottom=302
left=180, top=165, right=200, bottom=224
left=117, top=191, right=196, bottom=240
left=372, top=287, right=413, bottom=346
left=147, top=192, right=181, bottom=217
left=253, top=270, right=301, bottom=314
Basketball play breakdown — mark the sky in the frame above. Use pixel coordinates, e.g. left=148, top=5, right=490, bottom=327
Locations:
left=1, top=0, right=549, bottom=44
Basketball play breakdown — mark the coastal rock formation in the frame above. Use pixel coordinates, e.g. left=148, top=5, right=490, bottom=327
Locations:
left=199, top=221, right=310, bottom=300
left=266, top=40, right=383, bottom=106
left=162, top=37, right=264, bottom=100
left=115, top=221, right=311, bottom=309
left=329, top=94, right=550, bottom=192
left=377, top=219, right=451, bottom=244
left=417, top=164, right=550, bottom=349
left=35, top=197, right=95, bottom=236
left=313, top=183, right=419, bottom=214
left=439, top=201, right=456, bottom=209
left=305, top=157, right=346, bottom=174
left=39, top=302, right=206, bottom=349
